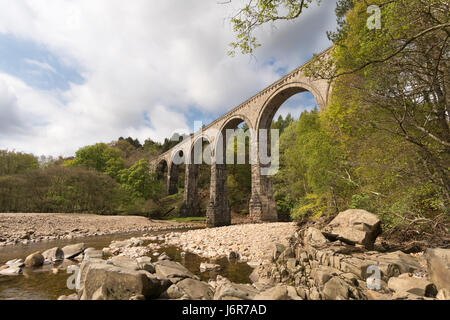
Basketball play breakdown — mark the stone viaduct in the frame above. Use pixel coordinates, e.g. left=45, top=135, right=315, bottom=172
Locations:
left=149, top=47, right=332, bottom=228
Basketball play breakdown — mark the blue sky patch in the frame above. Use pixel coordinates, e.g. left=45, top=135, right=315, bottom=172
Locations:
left=0, top=34, right=84, bottom=91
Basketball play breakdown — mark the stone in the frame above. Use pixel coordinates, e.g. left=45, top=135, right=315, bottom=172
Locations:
left=84, top=249, right=103, bottom=260
left=388, top=276, right=437, bottom=297
left=57, top=294, right=78, bottom=300
left=322, top=276, right=351, bottom=300
left=62, top=243, right=85, bottom=259
left=176, top=278, right=214, bottom=300
left=304, top=227, right=328, bottom=247
left=129, top=294, right=146, bottom=300
left=80, top=263, right=164, bottom=300
left=0, top=266, right=22, bottom=276
left=154, top=260, right=198, bottom=283
left=158, top=252, right=172, bottom=261
left=254, top=285, right=297, bottom=300
left=24, top=252, right=44, bottom=267
left=214, top=276, right=260, bottom=300
left=376, top=251, right=421, bottom=275
left=6, top=259, right=24, bottom=267
left=322, top=209, right=382, bottom=249
left=42, top=247, right=64, bottom=262
left=311, top=266, right=340, bottom=286
left=436, top=288, right=450, bottom=300
left=425, top=248, right=450, bottom=290
left=272, top=243, right=286, bottom=262
left=200, top=263, right=221, bottom=272
left=108, top=256, right=140, bottom=270
left=136, top=257, right=155, bottom=273
left=161, top=284, right=185, bottom=299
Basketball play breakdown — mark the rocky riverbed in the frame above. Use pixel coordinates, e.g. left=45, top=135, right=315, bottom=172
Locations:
left=161, top=222, right=298, bottom=266
left=0, top=213, right=198, bottom=247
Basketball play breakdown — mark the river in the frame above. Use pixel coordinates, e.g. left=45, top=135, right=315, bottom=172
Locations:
left=0, top=229, right=253, bottom=300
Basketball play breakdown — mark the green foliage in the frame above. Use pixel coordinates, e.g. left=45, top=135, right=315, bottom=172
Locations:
left=71, top=143, right=125, bottom=179
left=0, top=150, right=39, bottom=176
left=0, top=166, right=126, bottom=214
left=228, top=0, right=321, bottom=56
left=118, top=159, right=160, bottom=201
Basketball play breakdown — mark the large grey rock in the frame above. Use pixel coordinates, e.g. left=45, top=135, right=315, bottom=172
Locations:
left=388, top=275, right=437, bottom=297
left=154, top=260, right=198, bottom=283
left=304, top=227, right=329, bottom=247
left=24, top=252, right=44, bottom=267
left=62, top=243, right=85, bottom=259
left=42, top=247, right=64, bottom=262
left=311, top=266, right=340, bottom=286
left=425, top=248, right=450, bottom=290
left=80, top=263, right=163, bottom=300
left=84, top=248, right=103, bottom=260
left=176, top=278, right=214, bottom=300
left=108, top=256, right=140, bottom=270
left=214, top=276, right=260, bottom=300
left=322, top=276, right=351, bottom=300
left=323, top=209, right=381, bottom=249
left=253, top=285, right=302, bottom=300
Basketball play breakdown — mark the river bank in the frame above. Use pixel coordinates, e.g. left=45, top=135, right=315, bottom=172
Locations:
left=0, top=213, right=200, bottom=247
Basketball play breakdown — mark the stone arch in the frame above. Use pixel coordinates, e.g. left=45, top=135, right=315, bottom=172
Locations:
left=167, top=149, right=185, bottom=195
left=214, top=114, right=254, bottom=164
left=256, top=81, right=327, bottom=132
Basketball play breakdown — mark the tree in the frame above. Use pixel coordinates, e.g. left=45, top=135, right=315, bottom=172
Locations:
left=69, top=143, right=125, bottom=179
left=0, top=150, right=39, bottom=176
left=227, top=0, right=322, bottom=56
left=118, top=159, right=160, bottom=201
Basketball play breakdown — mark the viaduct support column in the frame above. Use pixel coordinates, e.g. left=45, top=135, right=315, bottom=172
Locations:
left=249, top=139, right=278, bottom=222
left=167, top=164, right=179, bottom=195
left=180, top=163, right=200, bottom=217
left=206, top=162, right=230, bottom=227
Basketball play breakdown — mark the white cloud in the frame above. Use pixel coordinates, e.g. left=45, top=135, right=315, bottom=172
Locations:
left=0, top=0, right=337, bottom=157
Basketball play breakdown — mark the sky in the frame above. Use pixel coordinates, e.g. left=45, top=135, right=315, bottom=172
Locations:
left=0, top=0, right=338, bottom=157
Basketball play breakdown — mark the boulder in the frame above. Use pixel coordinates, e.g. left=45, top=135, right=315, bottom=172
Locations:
left=176, top=278, right=214, bottom=300
left=253, top=284, right=301, bottom=300
left=158, top=252, right=172, bottom=261
left=0, top=265, right=22, bottom=276
left=436, top=288, right=450, bottom=300
left=42, top=247, right=64, bottom=262
left=200, top=263, right=221, bottom=272
left=376, top=251, right=421, bottom=275
left=108, top=256, right=140, bottom=270
left=161, top=284, right=185, bottom=299
left=136, top=257, right=155, bottom=273
left=84, top=249, right=103, bottom=260
left=80, top=263, right=163, bottom=300
left=154, top=260, right=198, bottom=283
left=24, top=252, right=44, bottom=267
left=322, top=209, right=381, bottom=249
left=388, top=275, right=437, bottom=297
left=304, top=227, right=328, bottom=247
left=214, top=276, right=260, bottom=300
left=6, top=259, right=24, bottom=267
left=322, top=276, right=351, bottom=300
left=311, top=266, right=340, bottom=286
left=62, top=243, right=85, bottom=259
left=425, top=248, right=450, bottom=290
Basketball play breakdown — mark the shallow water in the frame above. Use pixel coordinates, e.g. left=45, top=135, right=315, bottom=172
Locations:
left=0, top=230, right=253, bottom=300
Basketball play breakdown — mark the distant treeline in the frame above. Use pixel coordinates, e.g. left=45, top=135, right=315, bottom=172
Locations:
left=0, top=135, right=184, bottom=216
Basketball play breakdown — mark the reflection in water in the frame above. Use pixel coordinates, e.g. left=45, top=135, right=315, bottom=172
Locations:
left=0, top=230, right=253, bottom=300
